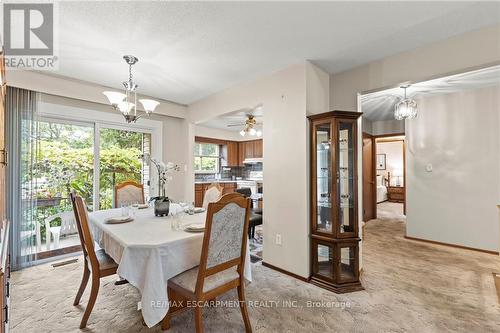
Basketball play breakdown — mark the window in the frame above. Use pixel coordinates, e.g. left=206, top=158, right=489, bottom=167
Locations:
left=194, top=142, right=220, bottom=173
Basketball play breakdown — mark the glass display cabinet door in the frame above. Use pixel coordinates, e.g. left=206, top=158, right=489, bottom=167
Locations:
left=336, top=242, right=359, bottom=283
left=312, top=240, right=334, bottom=281
left=314, top=122, right=333, bottom=234
left=337, top=120, right=356, bottom=237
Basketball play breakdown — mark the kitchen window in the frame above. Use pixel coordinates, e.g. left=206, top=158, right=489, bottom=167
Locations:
left=194, top=142, right=220, bottom=173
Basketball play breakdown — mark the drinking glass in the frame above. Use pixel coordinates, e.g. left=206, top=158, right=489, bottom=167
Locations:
left=121, top=202, right=129, bottom=217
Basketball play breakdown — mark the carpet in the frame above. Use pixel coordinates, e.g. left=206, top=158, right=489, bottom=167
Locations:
left=10, top=213, right=500, bottom=332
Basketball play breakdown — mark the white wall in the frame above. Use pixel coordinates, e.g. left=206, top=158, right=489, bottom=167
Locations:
left=376, top=140, right=404, bottom=186
left=188, top=61, right=330, bottom=278
left=331, top=25, right=500, bottom=111
left=194, top=125, right=247, bottom=142
left=406, top=85, right=500, bottom=252
left=8, top=71, right=187, bottom=118
left=372, top=119, right=404, bottom=136
left=189, top=63, right=310, bottom=278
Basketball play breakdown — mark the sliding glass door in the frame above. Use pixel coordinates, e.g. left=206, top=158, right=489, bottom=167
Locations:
left=26, top=118, right=151, bottom=260
left=99, top=127, right=151, bottom=210
left=34, top=119, right=94, bottom=256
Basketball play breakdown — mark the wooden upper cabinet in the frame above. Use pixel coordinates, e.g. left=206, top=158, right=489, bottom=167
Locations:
left=244, top=141, right=254, bottom=158
left=253, top=139, right=263, bottom=158
left=226, top=141, right=239, bottom=166
left=237, top=142, right=245, bottom=166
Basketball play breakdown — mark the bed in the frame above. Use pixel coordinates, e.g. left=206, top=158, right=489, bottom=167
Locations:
left=376, top=175, right=387, bottom=203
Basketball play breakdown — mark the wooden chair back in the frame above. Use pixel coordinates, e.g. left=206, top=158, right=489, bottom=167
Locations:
left=202, top=183, right=223, bottom=209
left=196, top=193, right=251, bottom=295
left=114, top=180, right=145, bottom=208
left=70, top=192, right=88, bottom=260
left=72, top=194, right=99, bottom=272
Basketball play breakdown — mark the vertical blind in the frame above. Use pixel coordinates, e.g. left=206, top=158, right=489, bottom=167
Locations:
left=6, top=86, right=39, bottom=269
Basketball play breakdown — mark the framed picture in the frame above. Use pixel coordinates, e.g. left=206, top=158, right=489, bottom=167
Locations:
left=376, top=154, right=386, bottom=170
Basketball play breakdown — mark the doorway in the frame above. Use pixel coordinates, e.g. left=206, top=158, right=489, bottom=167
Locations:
left=374, top=135, right=406, bottom=219
left=362, top=134, right=406, bottom=221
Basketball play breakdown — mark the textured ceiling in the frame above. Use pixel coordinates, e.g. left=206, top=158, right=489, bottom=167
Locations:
left=52, top=1, right=500, bottom=104
left=361, top=65, right=500, bottom=121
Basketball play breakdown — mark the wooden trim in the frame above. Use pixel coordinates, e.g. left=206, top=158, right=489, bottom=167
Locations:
left=404, top=235, right=499, bottom=255
left=261, top=261, right=309, bottom=282
left=307, top=110, right=362, bottom=121
left=195, top=136, right=227, bottom=145
left=36, top=245, right=82, bottom=260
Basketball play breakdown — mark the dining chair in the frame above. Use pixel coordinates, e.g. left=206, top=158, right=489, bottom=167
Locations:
left=114, top=180, right=145, bottom=208
left=162, top=193, right=252, bottom=333
left=70, top=193, right=119, bottom=329
left=201, top=183, right=223, bottom=209
left=235, top=188, right=263, bottom=239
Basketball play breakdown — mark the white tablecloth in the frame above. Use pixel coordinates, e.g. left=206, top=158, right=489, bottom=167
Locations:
left=88, top=205, right=252, bottom=327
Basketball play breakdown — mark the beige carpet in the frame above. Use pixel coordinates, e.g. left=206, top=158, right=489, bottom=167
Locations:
left=10, top=206, right=500, bottom=332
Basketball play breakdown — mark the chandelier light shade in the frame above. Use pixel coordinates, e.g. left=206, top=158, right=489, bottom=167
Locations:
left=103, top=55, right=160, bottom=123
left=117, top=101, right=135, bottom=115
left=139, top=99, right=160, bottom=114
left=103, top=91, right=126, bottom=106
left=394, top=85, right=418, bottom=120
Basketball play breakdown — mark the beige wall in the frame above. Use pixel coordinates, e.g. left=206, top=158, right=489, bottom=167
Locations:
left=194, top=125, right=247, bottom=142
left=407, top=85, right=500, bottom=252
left=376, top=141, right=404, bottom=186
left=189, top=63, right=311, bottom=278
left=8, top=70, right=187, bottom=118
left=331, top=25, right=500, bottom=111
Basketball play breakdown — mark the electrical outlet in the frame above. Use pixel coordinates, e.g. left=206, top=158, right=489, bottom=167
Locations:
left=275, top=234, right=282, bottom=245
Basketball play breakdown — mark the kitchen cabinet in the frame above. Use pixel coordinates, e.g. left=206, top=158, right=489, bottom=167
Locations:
left=244, top=141, right=254, bottom=158
left=308, top=110, right=363, bottom=294
left=236, top=139, right=263, bottom=165
left=253, top=139, right=263, bottom=158
left=226, top=141, right=239, bottom=166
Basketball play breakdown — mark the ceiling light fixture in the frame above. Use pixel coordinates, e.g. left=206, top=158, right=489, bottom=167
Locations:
left=103, top=55, right=160, bottom=123
left=228, top=115, right=262, bottom=137
left=394, top=85, right=417, bottom=120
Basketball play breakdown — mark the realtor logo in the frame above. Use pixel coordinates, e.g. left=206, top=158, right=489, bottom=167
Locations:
left=2, top=2, right=58, bottom=69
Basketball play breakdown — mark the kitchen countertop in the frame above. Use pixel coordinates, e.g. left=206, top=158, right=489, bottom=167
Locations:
left=194, top=179, right=263, bottom=184
left=195, top=180, right=238, bottom=184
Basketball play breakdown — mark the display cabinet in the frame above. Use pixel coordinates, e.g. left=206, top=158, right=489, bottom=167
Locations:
left=308, top=111, right=363, bottom=293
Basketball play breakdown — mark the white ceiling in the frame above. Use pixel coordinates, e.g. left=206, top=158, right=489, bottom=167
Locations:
left=200, top=106, right=264, bottom=132
left=361, top=65, right=500, bottom=121
left=53, top=1, right=500, bottom=105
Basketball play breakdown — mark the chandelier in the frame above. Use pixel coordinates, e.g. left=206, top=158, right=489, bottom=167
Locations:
left=103, top=55, right=159, bottom=123
left=394, top=85, right=417, bottom=120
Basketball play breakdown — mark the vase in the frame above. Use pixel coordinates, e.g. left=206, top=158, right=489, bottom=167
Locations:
left=153, top=196, right=170, bottom=217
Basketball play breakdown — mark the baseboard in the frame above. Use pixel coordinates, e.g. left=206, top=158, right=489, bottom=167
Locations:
left=261, top=261, right=309, bottom=282
left=404, top=236, right=498, bottom=255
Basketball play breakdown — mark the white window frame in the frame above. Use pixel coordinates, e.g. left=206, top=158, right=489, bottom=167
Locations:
left=38, top=98, right=163, bottom=210
left=194, top=142, right=220, bottom=174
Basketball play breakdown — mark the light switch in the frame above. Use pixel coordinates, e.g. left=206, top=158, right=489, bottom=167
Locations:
left=425, top=164, right=433, bottom=172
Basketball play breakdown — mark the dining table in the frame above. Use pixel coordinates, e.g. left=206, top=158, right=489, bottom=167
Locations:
left=88, top=204, right=252, bottom=328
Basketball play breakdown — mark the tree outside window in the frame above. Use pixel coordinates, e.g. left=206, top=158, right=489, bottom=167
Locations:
left=194, top=142, right=219, bottom=173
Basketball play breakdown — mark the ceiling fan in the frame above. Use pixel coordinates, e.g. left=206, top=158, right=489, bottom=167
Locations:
left=227, top=114, right=263, bottom=137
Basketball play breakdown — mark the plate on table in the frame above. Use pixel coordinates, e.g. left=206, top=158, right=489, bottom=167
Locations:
left=105, top=216, right=134, bottom=224
left=132, top=203, right=149, bottom=209
left=183, top=223, right=205, bottom=232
